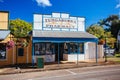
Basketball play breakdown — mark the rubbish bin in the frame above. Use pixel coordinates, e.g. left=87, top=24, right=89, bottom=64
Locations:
left=37, top=58, right=44, bottom=68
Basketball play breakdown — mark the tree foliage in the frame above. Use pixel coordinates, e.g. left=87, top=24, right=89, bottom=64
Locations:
left=98, top=15, right=120, bottom=38
left=86, top=24, right=104, bottom=39
left=10, top=19, right=32, bottom=38
left=10, top=19, right=32, bottom=47
left=87, top=24, right=116, bottom=48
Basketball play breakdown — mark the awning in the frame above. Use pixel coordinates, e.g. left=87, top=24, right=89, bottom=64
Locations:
left=0, top=30, right=10, bottom=41
left=33, top=30, right=98, bottom=43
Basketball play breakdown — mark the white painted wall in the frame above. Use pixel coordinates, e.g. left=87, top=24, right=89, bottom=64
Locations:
left=34, top=54, right=55, bottom=63
left=63, top=54, right=85, bottom=61
left=78, top=17, right=85, bottom=31
left=85, top=42, right=104, bottom=60
left=33, top=14, right=42, bottom=30
left=52, top=13, right=60, bottom=18
left=61, top=13, right=69, bottom=18
left=33, top=13, right=85, bottom=31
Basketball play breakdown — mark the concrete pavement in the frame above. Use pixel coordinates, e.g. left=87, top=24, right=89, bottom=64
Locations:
left=0, top=64, right=120, bottom=80
left=0, top=59, right=119, bottom=75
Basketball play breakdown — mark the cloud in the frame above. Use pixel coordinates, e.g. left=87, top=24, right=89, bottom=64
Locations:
left=35, top=0, right=52, bottom=7
left=116, top=4, right=120, bottom=8
left=0, top=0, right=3, bottom=2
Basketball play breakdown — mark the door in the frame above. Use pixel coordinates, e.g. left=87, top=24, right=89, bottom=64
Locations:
left=55, top=43, right=64, bottom=61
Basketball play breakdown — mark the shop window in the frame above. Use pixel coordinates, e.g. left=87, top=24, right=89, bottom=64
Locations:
left=18, top=48, right=24, bottom=56
left=64, top=43, right=69, bottom=54
left=70, top=43, right=78, bottom=53
left=80, top=43, right=84, bottom=53
left=46, top=43, right=52, bottom=55
left=34, top=43, right=55, bottom=55
left=39, top=43, right=46, bottom=55
left=0, top=43, right=6, bottom=60
left=69, top=43, right=84, bottom=54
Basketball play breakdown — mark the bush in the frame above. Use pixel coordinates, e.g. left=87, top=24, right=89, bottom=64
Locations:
left=115, top=53, right=120, bottom=57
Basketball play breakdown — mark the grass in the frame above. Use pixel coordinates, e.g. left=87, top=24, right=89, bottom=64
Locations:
left=115, top=54, right=120, bottom=57
left=107, top=56, right=120, bottom=63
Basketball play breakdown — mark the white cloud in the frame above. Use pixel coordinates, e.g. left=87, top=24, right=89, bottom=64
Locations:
left=0, top=0, right=3, bottom=2
left=116, top=0, right=120, bottom=8
left=116, top=4, right=120, bottom=8
left=35, top=0, right=52, bottom=7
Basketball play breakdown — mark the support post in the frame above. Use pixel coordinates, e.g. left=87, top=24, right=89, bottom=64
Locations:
left=58, top=43, right=60, bottom=66
left=96, top=42, right=98, bottom=64
left=32, top=43, right=35, bottom=67
left=77, top=43, right=79, bottom=65
left=15, top=44, right=18, bottom=69
left=105, top=37, right=107, bottom=62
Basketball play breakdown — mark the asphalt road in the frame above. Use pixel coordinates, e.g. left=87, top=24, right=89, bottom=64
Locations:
left=0, top=65, right=120, bottom=80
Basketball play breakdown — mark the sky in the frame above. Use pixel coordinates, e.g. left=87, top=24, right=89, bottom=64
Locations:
left=0, top=0, right=120, bottom=27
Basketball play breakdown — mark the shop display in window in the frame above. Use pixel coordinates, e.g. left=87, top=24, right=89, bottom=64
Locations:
left=0, top=43, right=6, bottom=59
left=34, top=43, right=55, bottom=55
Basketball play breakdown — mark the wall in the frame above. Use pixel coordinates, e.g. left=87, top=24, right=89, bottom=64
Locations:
left=0, top=12, right=9, bottom=30
left=33, top=13, right=85, bottom=31
left=0, top=39, right=32, bottom=66
left=63, top=54, right=85, bottom=61
left=85, top=42, right=104, bottom=60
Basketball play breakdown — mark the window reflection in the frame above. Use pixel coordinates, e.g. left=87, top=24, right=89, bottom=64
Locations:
left=0, top=43, right=6, bottom=59
left=70, top=43, right=78, bottom=53
left=34, top=43, right=55, bottom=55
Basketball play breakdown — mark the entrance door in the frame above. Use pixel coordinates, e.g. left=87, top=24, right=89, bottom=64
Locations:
left=55, top=43, right=64, bottom=61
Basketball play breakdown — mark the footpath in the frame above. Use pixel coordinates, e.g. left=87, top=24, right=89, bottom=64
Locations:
left=0, top=59, right=120, bottom=75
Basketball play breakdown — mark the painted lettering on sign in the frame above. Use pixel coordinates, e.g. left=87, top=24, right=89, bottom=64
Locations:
left=44, top=18, right=77, bottom=29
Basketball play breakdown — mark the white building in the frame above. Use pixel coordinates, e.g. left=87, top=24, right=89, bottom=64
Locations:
left=32, top=13, right=98, bottom=64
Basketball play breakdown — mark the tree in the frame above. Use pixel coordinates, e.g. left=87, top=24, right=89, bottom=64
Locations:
left=10, top=19, right=32, bottom=47
left=86, top=24, right=105, bottom=39
left=98, top=15, right=120, bottom=38
left=87, top=24, right=116, bottom=48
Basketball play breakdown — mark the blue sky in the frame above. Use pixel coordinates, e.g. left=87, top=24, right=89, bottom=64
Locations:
left=0, top=0, right=119, bottom=27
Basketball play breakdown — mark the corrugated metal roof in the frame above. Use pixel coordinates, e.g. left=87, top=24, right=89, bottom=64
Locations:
left=0, top=30, right=10, bottom=40
left=33, top=30, right=97, bottom=39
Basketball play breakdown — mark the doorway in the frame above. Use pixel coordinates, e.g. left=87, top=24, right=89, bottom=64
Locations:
left=55, top=43, right=64, bottom=61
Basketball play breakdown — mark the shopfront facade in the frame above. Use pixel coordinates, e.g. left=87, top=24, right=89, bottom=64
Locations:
left=32, top=13, right=98, bottom=64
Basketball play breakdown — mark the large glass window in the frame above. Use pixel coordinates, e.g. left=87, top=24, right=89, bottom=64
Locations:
left=80, top=43, right=84, bottom=53
left=34, top=43, right=55, bottom=55
left=0, top=43, right=6, bottom=60
left=68, top=43, right=84, bottom=54
left=64, top=43, right=68, bottom=54
left=70, top=43, right=78, bottom=53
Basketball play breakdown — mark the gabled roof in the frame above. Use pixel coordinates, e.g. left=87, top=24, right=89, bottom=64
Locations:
left=33, top=30, right=97, bottom=39
left=0, top=30, right=10, bottom=40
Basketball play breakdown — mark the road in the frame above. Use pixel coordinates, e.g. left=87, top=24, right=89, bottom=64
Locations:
left=0, top=65, right=120, bottom=80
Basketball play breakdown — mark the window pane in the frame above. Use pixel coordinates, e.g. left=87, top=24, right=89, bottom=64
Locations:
left=46, top=43, right=52, bottom=54
left=64, top=43, right=68, bottom=54
left=39, top=43, right=45, bottom=55
left=18, top=48, right=24, bottom=56
left=34, top=43, right=55, bottom=55
left=35, top=43, right=40, bottom=55
left=0, top=43, right=6, bottom=59
left=80, top=43, right=84, bottom=53
left=70, top=43, right=78, bottom=53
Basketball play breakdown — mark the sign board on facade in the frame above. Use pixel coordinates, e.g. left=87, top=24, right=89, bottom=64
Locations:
left=43, top=18, right=77, bottom=29
left=33, top=13, right=85, bottom=31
